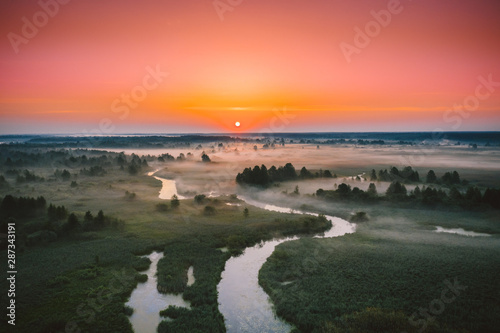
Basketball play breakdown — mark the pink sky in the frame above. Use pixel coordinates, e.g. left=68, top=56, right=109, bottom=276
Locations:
left=1, top=0, right=499, bottom=134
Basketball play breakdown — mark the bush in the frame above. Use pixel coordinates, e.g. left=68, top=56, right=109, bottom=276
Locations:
left=135, top=273, right=148, bottom=283
left=156, top=203, right=169, bottom=212
left=350, top=212, right=369, bottom=222
left=194, top=194, right=206, bottom=205
left=123, top=305, right=134, bottom=316
left=203, top=206, right=216, bottom=216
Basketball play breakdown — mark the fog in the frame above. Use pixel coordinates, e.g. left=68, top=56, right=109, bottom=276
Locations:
left=126, top=143, right=500, bottom=208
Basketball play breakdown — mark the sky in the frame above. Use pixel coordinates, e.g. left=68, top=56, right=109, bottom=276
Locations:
left=1, top=0, right=499, bottom=134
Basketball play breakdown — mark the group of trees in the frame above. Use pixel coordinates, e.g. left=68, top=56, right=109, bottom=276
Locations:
left=236, top=163, right=336, bottom=186
left=369, top=167, right=467, bottom=187
left=47, top=204, right=69, bottom=221
left=0, top=194, right=123, bottom=249
left=14, top=169, right=45, bottom=183
left=157, top=152, right=194, bottom=162
left=80, top=165, right=107, bottom=177
left=58, top=209, right=123, bottom=234
left=316, top=183, right=378, bottom=202
left=54, top=169, right=72, bottom=181
left=370, top=166, right=420, bottom=183
left=0, top=195, right=47, bottom=220
left=426, top=170, right=465, bottom=186
left=157, top=151, right=210, bottom=163
left=316, top=181, right=500, bottom=210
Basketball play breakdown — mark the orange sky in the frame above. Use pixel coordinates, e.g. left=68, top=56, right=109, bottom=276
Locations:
left=1, top=0, right=499, bottom=134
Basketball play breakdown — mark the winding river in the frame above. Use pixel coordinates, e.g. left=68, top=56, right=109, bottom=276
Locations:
left=130, top=170, right=356, bottom=333
left=217, top=197, right=356, bottom=332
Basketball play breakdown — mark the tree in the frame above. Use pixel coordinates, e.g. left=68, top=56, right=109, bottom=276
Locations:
left=337, top=183, right=351, bottom=197
left=293, top=185, right=300, bottom=195
left=84, top=211, right=94, bottom=222
left=243, top=207, right=249, bottom=218
left=370, top=169, right=377, bottom=181
left=171, top=195, right=180, bottom=209
left=441, top=172, right=453, bottom=185
left=95, top=210, right=105, bottom=227
left=128, top=163, right=139, bottom=175
left=299, top=167, right=313, bottom=179
left=448, top=187, right=463, bottom=203
left=390, top=167, right=400, bottom=177
left=0, top=195, right=16, bottom=218
left=413, top=186, right=421, bottom=199
left=426, top=170, right=437, bottom=183
left=66, top=213, right=80, bottom=231
left=367, top=183, right=377, bottom=196
left=464, top=186, right=482, bottom=206
left=201, top=152, right=211, bottom=162
left=483, top=188, right=500, bottom=209
left=60, top=169, right=71, bottom=181
left=386, top=181, right=407, bottom=200
left=259, top=164, right=270, bottom=184
left=283, top=163, right=297, bottom=180
left=194, top=194, right=206, bottom=205
left=323, top=170, right=333, bottom=178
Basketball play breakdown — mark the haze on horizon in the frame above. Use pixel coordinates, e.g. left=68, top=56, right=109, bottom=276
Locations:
left=1, top=0, right=499, bottom=135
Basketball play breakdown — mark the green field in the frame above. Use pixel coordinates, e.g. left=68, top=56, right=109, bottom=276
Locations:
left=259, top=208, right=500, bottom=333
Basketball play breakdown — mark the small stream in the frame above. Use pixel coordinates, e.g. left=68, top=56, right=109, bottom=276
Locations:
left=126, top=252, right=191, bottom=333
left=148, top=169, right=185, bottom=199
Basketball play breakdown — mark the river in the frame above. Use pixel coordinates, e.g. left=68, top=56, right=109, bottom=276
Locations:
left=217, top=196, right=356, bottom=332
left=127, top=171, right=356, bottom=333
left=125, top=252, right=191, bottom=333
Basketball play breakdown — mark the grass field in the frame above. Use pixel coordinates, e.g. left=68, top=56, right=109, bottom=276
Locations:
left=259, top=208, right=500, bottom=333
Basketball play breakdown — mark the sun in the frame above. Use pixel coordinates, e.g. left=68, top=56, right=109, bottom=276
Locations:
left=235, top=121, right=241, bottom=127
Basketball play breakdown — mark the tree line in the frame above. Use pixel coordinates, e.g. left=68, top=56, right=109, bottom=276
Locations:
left=316, top=182, right=500, bottom=210
left=236, top=163, right=336, bottom=186
left=0, top=194, right=123, bottom=249
left=369, top=166, right=467, bottom=186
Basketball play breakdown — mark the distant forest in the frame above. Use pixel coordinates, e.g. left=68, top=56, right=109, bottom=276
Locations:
left=1, top=131, right=499, bottom=149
